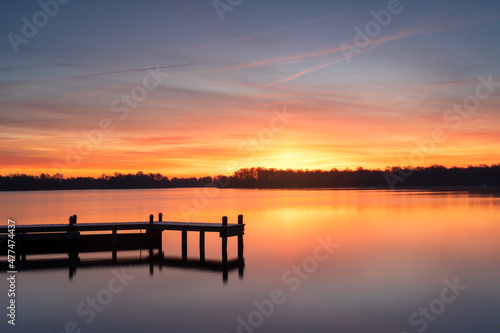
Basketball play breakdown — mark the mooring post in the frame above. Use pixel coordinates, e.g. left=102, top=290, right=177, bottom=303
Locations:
left=199, top=231, right=205, bottom=262
left=222, top=216, right=228, bottom=266
left=182, top=229, right=188, bottom=262
left=237, top=214, right=244, bottom=262
left=159, top=213, right=162, bottom=222
left=69, top=214, right=77, bottom=231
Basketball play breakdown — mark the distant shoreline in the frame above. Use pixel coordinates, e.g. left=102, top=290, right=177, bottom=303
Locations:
left=1, top=185, right=499, bottom=193
left=1, top=165, right=499, bottom=192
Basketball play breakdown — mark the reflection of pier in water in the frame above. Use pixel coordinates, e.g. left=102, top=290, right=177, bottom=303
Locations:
left=0, top=214, right=245, bottom=283
left=0, top=255, right=244, bottom=282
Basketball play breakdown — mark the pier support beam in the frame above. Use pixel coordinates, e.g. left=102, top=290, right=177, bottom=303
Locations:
left=238, top=214, right=244, bottom=278
left=199, top=231, right=205, bottom=262
left=148, top=214, right=154, bottom=258
left=222, top=216, right=228, bottom=268
left=112, top=229, right=117, bottom=262
left=237, top=214, right=244, bottom=262
left=182, top=230, right=188, bottom=262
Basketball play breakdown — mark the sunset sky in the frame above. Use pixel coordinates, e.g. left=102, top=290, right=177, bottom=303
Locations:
left=1, top=0, right=499, bottom=177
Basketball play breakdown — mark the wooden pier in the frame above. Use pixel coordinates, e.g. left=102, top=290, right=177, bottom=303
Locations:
left=0, top=214, right=245, bottom=282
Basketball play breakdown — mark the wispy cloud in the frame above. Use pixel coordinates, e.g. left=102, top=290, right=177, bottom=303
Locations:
left=68, top=62, right=201, bottom=80
left=0, top=63, right=76, bottom=71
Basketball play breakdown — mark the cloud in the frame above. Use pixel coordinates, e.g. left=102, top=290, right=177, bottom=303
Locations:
left=68, top=62, right=201, bottom=80
left=0, top=63, right=76, bottom=71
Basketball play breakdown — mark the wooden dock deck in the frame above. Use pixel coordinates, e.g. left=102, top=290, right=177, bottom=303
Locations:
left=1, top=221, right=244, bottom=234
left=0, top=213, right=245, bottom=281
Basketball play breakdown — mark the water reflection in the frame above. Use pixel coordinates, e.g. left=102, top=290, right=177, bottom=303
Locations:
left=0, top=253, right=245, bottom=282
left=0, top=189, right=499, bottom=333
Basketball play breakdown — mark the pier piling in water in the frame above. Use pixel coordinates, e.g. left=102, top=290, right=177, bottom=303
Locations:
left=222, top=216, right=228, bottom=267
left=199, top=231, right=205, bottom=262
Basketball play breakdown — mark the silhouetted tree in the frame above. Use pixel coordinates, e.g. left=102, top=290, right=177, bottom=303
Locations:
left=1, top=165, right=499, bottom=191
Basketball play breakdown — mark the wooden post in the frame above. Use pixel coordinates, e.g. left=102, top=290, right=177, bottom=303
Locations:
left=237, top=214, right=244, bottom=262
left=182, top=230, right=187, bottom=262
left=155, top=214, right=163, bottom=258
left=148, top=215, right=154, bottom=258
left=112, top=229, right=117, bottom=262
left=199, top=231, right=205, bottom=262
left=69, top=215, right=77, bottom=231
left=222, top=216, right=228, bottom=266
left=67, top=215, right=79, bottom=270
left=222, top=213, right=229, bottom=283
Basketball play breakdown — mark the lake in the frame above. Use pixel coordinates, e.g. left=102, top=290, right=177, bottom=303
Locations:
left=1, top=188, right=499, bottom=333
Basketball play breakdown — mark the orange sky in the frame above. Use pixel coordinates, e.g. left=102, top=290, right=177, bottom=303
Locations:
left=2, top=87, right=499, bottom=178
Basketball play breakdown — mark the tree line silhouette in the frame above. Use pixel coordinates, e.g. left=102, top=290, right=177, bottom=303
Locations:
left=228, top=165, right=500, bottom=188
left=1, top=165, right=499, bottom=191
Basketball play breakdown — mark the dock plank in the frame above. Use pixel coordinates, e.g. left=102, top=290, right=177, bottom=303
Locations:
left=0, top=221, right=244, bottom=234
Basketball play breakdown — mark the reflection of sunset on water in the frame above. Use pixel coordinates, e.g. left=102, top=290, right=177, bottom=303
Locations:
left=1, top=188, right=499, bottom=332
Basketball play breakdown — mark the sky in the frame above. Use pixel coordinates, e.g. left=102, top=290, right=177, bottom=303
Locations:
left=1, top=0, right=499, bottom=177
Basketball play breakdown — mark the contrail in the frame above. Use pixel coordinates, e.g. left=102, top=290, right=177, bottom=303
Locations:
left=68, top=62, right=201, bottom=80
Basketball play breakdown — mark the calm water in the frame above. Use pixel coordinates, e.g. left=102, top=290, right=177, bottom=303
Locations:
left=1, top=188, right=499, bottom=333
